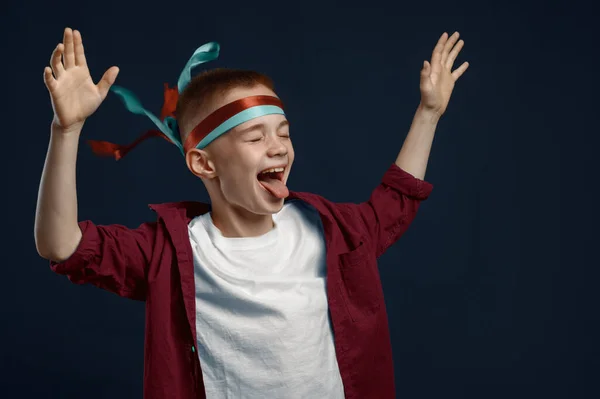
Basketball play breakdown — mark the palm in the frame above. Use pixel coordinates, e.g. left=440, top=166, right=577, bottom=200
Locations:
left=50, top=67, right=104, bottom=128
left=44, top=28, right=118, bottom=131
left=420, top=32, right=469, bottom=117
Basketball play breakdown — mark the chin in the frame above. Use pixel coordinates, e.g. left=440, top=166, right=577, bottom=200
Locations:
left=242, top=201, right=283, bottom=216
left=255, top=184, right=286, bottom=214
left=264, top=198, right=286, bottom=214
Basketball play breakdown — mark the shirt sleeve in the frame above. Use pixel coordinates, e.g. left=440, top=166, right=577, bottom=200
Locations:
left=49, top=220, right=157, bottom=301
left=336, top=163, right=434, bottom=258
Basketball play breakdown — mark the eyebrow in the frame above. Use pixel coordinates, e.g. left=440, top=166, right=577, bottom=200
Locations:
left=234, top=119, right=290, bottom=135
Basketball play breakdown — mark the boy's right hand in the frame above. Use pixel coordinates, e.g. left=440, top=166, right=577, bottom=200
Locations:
left=44, top=27, right=119, bottom=134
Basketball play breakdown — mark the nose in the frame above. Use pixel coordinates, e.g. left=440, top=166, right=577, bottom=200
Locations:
left=266, top=134, right=288, bottom=158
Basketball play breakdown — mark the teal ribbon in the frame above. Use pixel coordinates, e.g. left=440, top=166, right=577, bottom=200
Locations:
left=109, top=42, right=221, bottom=156
left=176, top=42, right=221, bottom=93
left=109, top=85, right=184, bottom=153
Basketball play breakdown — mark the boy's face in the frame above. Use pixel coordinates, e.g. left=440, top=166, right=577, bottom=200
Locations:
left=185, top=85, right=295, bottom=215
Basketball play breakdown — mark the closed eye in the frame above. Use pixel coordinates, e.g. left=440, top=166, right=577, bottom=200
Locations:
left=245, top=132, right=289, bottom=143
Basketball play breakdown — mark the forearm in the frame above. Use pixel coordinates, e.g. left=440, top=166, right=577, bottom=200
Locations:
left=394, top=104, right=440, bottom=180
left=35, top=122, right=83, bottom=261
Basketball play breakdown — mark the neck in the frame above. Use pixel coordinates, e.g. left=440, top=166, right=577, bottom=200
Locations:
left=209, top=200, right=275, bottom=238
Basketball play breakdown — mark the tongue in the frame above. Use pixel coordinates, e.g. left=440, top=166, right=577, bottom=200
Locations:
left=258, top=177, right=289, bottom=199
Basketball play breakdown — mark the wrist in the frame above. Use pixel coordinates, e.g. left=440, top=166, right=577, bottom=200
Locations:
left=51, top=119, right=85, bottom=139
left=416, top=103, right=442, bottom=124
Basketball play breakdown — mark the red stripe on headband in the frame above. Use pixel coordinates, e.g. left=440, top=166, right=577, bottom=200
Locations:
left=183, top=95, right=284, bottom=154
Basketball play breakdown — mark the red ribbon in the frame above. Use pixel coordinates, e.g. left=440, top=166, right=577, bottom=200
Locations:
left=87, top=83, right=179, bottom=160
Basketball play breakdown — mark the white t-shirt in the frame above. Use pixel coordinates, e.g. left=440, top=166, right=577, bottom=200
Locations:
left=188, top=200, right=345, bottom=399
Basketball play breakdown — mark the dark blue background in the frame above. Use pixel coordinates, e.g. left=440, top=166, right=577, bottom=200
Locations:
left=3, top=1, right=598, bottom=398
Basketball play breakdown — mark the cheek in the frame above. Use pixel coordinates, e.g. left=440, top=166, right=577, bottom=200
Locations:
left=215, top=145, right=262, bottom=197
left=287, top=141, right=295, bottom=163
left=219, top=163, right=256, bottom=198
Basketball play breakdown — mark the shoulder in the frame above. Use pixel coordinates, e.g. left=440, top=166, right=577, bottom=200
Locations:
left=148, top=200, right=211, bottom=222
left=286, top=191, right=338, bottom=216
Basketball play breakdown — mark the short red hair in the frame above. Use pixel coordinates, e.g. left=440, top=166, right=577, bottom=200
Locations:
left=175, top=68, right=275, bottom=141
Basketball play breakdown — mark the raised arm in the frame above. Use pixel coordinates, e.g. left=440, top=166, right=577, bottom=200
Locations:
left=35, top=27, right=119, bottom=261
left=395, top=31, right=469, bottom=179
left=35, top=28, right=154, bottom=300
left=339, top=32, right=469, bottom=258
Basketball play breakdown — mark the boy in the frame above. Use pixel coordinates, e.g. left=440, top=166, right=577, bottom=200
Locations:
left=35, top=27, right=468, bottom=399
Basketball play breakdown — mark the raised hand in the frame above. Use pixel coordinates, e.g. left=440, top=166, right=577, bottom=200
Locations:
left=419, top=31, right=469, bottom=118
left=43, top=28, right=119, bottom=133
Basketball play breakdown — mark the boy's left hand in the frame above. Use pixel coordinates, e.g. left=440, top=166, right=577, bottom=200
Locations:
left=419, top=31, right=469, bottom=118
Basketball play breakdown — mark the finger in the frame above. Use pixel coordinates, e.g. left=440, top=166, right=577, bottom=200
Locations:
left=43, top=66, right=57, bottom=92
left=430, top=32, right=447, bottom=68
left=441, top=32, right=460, bottom=65
left=446, top=40, right=464, bottom=69
left=452, top=61, right=470, bottom=80
left=50, top=43, right=65, bottom=78
left=420, top=61, right=433, bottom=91
left=63, top=27, right=75, bottom=68
left=73, top=30, right=87, bottom=67
left=97, top=66, right=120, bottom=99
left=421, top=60, right=430, bottom=78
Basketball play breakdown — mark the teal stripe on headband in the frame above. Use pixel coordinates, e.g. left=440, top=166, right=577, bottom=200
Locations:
left=196, top=105, right=286, bottom=149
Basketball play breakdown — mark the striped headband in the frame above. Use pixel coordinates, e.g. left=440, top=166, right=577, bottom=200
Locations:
left=87, top=42, right=285, bottom=160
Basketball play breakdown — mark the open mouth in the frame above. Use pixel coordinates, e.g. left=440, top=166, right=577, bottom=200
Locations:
left=256, top=165, right=289, bottom=199
left=257, top=166, right=286, bottom=182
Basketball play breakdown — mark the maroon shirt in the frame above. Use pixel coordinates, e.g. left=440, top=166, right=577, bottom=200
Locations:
left=50, top=163, right=433, bottom=399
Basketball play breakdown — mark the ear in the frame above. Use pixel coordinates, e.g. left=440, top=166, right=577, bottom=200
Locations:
left=186, top=148, right=218, bottom=179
